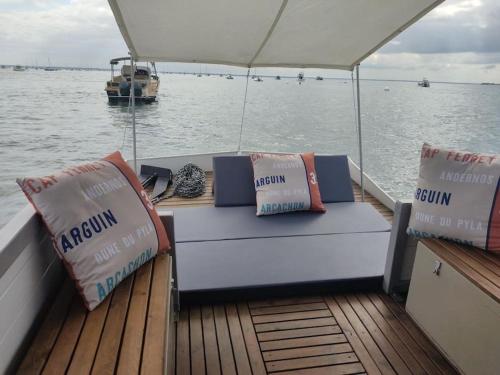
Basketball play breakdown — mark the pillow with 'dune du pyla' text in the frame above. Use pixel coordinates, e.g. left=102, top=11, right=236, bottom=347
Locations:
left=250, top=152, right=326, bottom=216
left=17, top=151, right=171, bottom=310
left=407, top=143, right=500, bottom=252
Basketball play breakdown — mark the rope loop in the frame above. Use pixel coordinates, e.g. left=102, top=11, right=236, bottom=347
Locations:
left=171, top=163, right=206, bottom=198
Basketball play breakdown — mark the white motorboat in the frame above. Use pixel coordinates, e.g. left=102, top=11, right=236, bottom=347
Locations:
left=105, top=57, right=160, bottom=104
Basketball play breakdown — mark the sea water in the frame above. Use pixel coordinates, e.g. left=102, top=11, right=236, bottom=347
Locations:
left=0, top=69, right=499, bottom=228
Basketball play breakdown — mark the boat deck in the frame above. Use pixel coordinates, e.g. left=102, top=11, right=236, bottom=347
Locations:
left=17, top=173, right=458, bottom=374
left=159, top=173, right=456, bottom=374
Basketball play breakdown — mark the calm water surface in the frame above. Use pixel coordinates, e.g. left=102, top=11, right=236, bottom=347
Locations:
left=0, top=69, right=499, bottom=228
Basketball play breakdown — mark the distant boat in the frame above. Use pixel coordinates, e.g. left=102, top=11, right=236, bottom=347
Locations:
left=275, top=75, right=281, bottom=80
left=197, top=73, right=202, bottom=77
left=226, top=74, right=234, bottom=80
left=418, top=78, right=430, bottom=87
left=254, top=76, right=263, bottom=82
left=44, top=58, right=58, bottom=71
left=105, top=57, right=159, bottom=104
left=13, top=65, right=26, bottom=71
left=315, top=76, right=323, bottom=81
left=297, top=72, right=305, bottom=84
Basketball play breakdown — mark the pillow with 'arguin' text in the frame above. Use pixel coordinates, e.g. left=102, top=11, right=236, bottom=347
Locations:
left=17, top=151, right=171, bottom=310
left=250, top=152, right=326, bottom=216
left=407, top=143, right=500, bottom=252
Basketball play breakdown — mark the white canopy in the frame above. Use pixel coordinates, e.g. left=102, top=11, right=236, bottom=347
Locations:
left=109, top=0, right=443, bottom=71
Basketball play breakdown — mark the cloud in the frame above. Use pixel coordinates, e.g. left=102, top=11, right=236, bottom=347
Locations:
left=380, top=0, right=500, bottom=54
left=0, top=0, right=126, bottom=66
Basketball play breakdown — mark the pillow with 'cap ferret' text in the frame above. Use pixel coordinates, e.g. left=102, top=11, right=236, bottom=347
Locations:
left=250, top=152, right=326, bottom=216
left=407, top=143, right=500, bottom=252
left=17, top=151, right=171, bottom=310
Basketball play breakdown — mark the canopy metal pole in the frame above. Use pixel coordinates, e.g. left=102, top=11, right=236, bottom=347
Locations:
left=237, top=67, right=251, bottom=155
left=130, top=53, right=137, bottom=173
left=355, top=64, right=365, bottom=202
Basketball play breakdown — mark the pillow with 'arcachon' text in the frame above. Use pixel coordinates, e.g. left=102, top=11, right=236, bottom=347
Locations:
left=17, top=151, right=171, bottom=310
left=250, top=152, right=326, bottom=216
left=407, top=143, right=500, bottom=252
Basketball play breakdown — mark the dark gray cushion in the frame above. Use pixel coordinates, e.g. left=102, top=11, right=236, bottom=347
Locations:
left=213, top=155, right=354, bottom=207
left=165, top=202, right=390, bottom=243
left=176, top=232, right=390, bottom=292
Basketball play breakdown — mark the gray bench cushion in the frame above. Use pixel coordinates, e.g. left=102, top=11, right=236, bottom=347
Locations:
left=213, top=155, right=354, bottom=206
left=177, top=232, right=390, bottom=292
left=167, top=202, right=390, bottom=243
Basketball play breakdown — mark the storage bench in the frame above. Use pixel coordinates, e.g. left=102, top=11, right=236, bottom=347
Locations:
left=406, top=239, right=500, bottom=375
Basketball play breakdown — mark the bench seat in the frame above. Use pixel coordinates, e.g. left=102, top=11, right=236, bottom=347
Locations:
left=16, top=255, right=174, bottom=375
left=178, top=232, right=390, bottom=295
left=166, top=202, right=391, bottom=243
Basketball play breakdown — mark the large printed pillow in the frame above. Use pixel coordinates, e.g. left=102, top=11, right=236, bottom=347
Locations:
left=407, top=143, right=500, bottom=252
left=17, top=151, right=171, bottom=310
left=250, top=152, right=326, bottom=216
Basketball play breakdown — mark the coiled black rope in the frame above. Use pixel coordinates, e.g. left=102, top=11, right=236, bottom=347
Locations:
left=150, top=163, right=206, bottom=204
left=171, top=163, right=206, bottom=198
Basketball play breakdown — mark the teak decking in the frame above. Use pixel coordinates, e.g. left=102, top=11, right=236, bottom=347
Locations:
left=17, top=173, right=458, bottom=374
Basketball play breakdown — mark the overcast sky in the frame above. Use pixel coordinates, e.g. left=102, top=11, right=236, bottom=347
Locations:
left=1, top=0, right=499, bottom=83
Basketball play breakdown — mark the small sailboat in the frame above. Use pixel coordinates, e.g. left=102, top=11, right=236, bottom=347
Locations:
left=275, top=75, right=281, bottom=80
left=226, top=74, right=234, bottom=79
left=13, top=65, right=26, bottom=71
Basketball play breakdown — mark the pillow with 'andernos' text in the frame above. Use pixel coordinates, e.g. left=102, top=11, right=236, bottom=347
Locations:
left=407, top=143, right=500, bottom=252
left=17, top=151, right=171, bottom=310
left=250, top=152, right=326, bottom=216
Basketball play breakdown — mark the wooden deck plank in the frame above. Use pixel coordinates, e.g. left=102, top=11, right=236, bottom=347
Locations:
left=249, top=296, right=324, bottom=309
left=250, top=302, right=328, bottom=316
left=266, top=352, right=359, bottom=373
left=41, top=296, right=87, bottom=375
left=226, top=304, right=253, bottom=375
left=262, top=343, right=352, bottom=362
left=356, top=294, right=426, bottom=375
left=213, top=305, right=237, bottom=374
left=345, top=295, right=411, bottom=375
left=176, top=308, right=190, bottom=375
left=190, top=306, right=206, bottom=375
left=116, top=261, right=153, bottom=375
left=17, top=281, right=74, bottom=375
left=324, top=296, right=383, bottom=375
left=91, top=275, right=134, bottom=375
left=367, top=294, right=446, bottom=375
left=260, top=334, right=347, bottom=351
left=257, top=325, right=341, bottom=342
left=67, top=296, right=112, bottom=375
left=252, top=310, right=332, bottom=324
left=254, top=317, right=337, bottom=333
left=141, top=255, right=171, bottom=375
left=378, top=294, right=458, bottom=375
left=141, top=255, right=171, bottom=374
left=237, top=303, right=267, bottom=375
left=201, top=305, right=222, bottom=375
left=275, top=362, right=365, bottom=375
